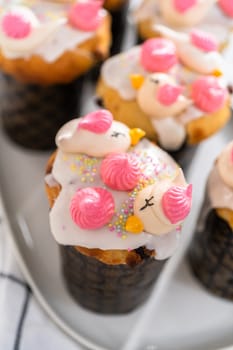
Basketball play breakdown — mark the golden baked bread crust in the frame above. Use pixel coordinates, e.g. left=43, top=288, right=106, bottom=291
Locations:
left=0, top=14, right=112, bottom=85
left=96, top=78, right=231, bottom=145
left=45, top=152, right=155, bottom=265
left=186, top=102, right=231, bottom=144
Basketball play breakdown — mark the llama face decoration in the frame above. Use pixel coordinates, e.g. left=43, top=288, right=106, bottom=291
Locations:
left=132, top=0, right=233, bottom=49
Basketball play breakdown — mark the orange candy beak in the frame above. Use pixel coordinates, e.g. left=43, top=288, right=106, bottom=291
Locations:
left=129, top=74, right=145, bottom=90
left=212, top=69, right=223, bottom=77
left=129, top=128, right=146, bottom=146
left=125, top=215, right=144, bottom=234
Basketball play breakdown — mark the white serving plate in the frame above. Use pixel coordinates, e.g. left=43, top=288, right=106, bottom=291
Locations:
left=1, top=110, right=233, bottom=350
left=1, top=11, right=233, bottom=349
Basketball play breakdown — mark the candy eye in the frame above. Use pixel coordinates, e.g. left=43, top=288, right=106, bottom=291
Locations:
left=140, top=196, right=154, bottom=211
left=150, top=78, right=159, bottom=84
left=111, top=131, right=125, bottom=138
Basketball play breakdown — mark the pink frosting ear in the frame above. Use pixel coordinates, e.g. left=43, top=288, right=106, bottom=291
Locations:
left=157, top=84, right=183, bottom=106
left=173, top=0, right=197, bottom=13
left=78, top=110, right=113, bottom=134
left=68, top=0, right=103, bottom=31
left=100, top=153, right=141, bottom=191
left=70, top=187, right=115, bottom=229
left=162, top=184, right=192, bottom=224
left=140, top=38, right=178, bottom=73
left=190, top=29, right=218, bottom=52
left=191, top=76, right=227, bottom=113
left=218, top=0, right=233, bottom=17
left=2, top=12, right=32, bottom=39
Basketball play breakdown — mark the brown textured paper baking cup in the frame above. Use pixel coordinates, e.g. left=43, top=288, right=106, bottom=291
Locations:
left=60, top=245, right=166, bottom=314
left=189, top=209, right=233, bottom=301
left=0, top=73, right=83, bottom=150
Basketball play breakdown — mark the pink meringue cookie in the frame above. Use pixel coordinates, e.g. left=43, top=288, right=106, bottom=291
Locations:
left=140, top=38, right=178, bottom=73
left=157, top=84, right=183, bottom=106
left=100, top=153, right=141, bottom=191
left=78, top=109, right=113, bottom=134
left=70, top=187, right=115, bottom=230
left=218, top=0, right=233, bottom=17
left=2, top=12, right=32, bottom=39
left=173, top=0, right=197, bottom=13
left=190, top=29, right=218, bottom=52
left=68, top=0, right=103, bottom=31
left=191, top=76, right=227, bottom=113
left=162, top=184, right=192, bottom=224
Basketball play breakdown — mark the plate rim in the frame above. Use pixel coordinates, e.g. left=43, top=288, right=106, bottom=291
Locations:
left=0, top=192, right=109, bottom=350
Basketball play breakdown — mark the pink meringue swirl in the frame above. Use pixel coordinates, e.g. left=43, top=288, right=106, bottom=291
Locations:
left=140, top=38, right=178, bottom=73
left=191, top=76, right=227, bottom=113
left=2, top=12, right=31, bottom=39
left=190, top=29, right=218, bottom=52
left=68, top=0, right=103, bottom=31
left=78, top=110, right=113, bottom=134
left=173, top=0, right=197, bottom=13
left=218, top=0, right=233, bottom=17
left=162, top=184, right=192, bottom=224
left=157, top=84, right=183, bottom=106
left=70, top=187, right=115, bottom=229
left=100, top=153, right=141, bottom=191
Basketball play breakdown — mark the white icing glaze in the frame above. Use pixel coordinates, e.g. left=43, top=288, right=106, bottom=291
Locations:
left=49, top=139, right=184, bottom=259
left=217, top=141, right=233, bottom=189
left=151, top=117, right=186, bottom=150
left=0, top=1, right=107, bottom=62
left=132, top=0, right=233, bottom=45
left=45, top=173, right=59, bottom=188
left=101, top=46, right=146, bottom=100
left=178, top=105, right=205, bottom=124
left=147, top=230, right=181, bottom=260
left=208, top=166, right=233, bottom=211
left=208, top=141, right=233, bottom=211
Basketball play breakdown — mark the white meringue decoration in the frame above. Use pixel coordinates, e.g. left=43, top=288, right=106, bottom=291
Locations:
left=55, top=118, right=131, bottom=157
left=155, top=24, right=224, bottom=75
left=159, top=0, right=217, bottom=28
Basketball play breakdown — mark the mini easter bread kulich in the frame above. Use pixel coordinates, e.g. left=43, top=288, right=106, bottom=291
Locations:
left=0, top=0, right=111, bottom=149
left=189, top=141, right=233, bottom=301
left=96, top=33, right=231, bottom=161
left=45, top=110, right=192, bottom=314
left=0, top=1, right=111, bottom=84
left=132, top=0, right=233, bottom=49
